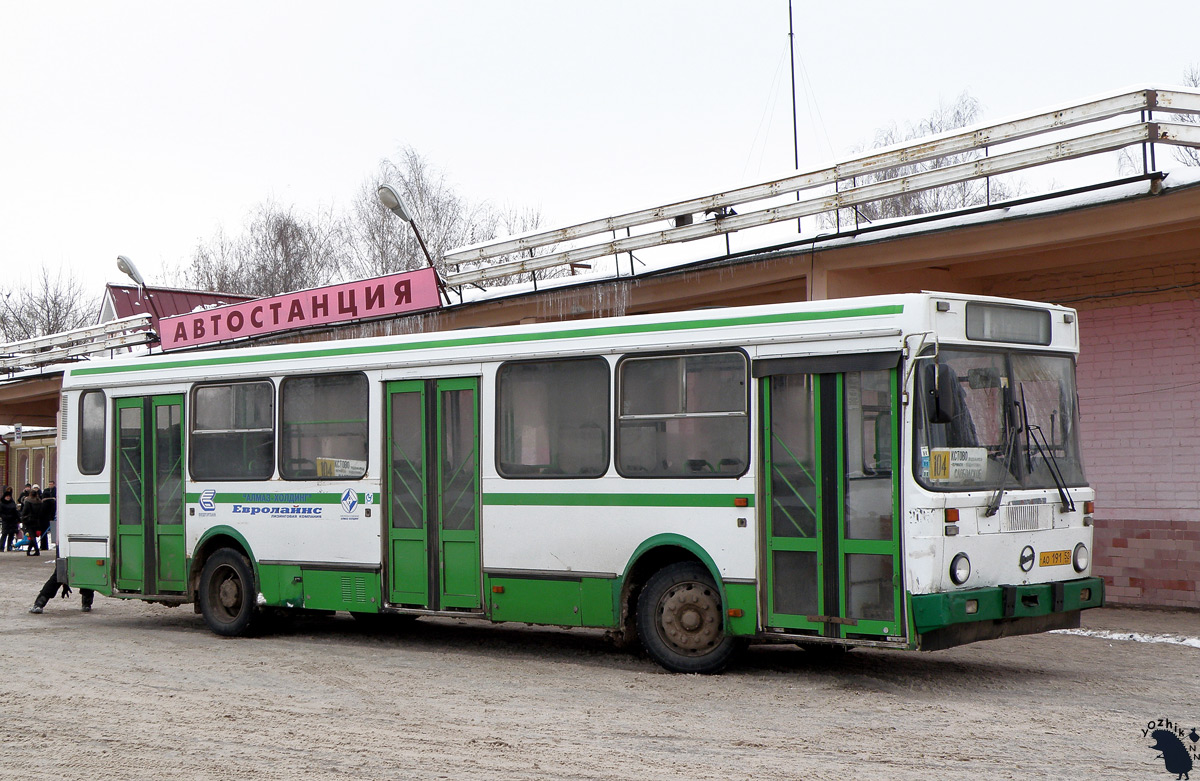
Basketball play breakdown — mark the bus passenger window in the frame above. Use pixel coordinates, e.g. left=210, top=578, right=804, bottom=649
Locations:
left=496, top=358, right=609, bottom=478
left=280, top=373, right=368, bottom=479
left=617, top=352, right=748, bottom=478
left=191, top=381, right=274, bottom=480
left=78, top=390, right=106, bottom=475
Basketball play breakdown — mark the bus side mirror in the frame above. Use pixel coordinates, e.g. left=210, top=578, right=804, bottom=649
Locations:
left=923, top=363, right=957, bottom=424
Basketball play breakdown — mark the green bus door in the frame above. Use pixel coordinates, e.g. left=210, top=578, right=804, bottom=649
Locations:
left=385, top=378, right=481, bottom=611
left=114, top=395, right=187, bottom=595
left=762, top=368, right=902, bottom=640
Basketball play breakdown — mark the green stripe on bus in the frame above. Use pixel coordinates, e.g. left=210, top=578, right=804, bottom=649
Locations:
left=70, top=304, right=904, bottom=377
left=184, top=492, right=381, bottom=504
left=65, top=494, right=110, bottom=504
left=483, top=493, right=754, bottom=508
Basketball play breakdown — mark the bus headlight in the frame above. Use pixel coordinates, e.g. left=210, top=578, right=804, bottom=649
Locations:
left=1072, top=543, right=1089, bottom=573
left=950, top=553, right=971, bottom=585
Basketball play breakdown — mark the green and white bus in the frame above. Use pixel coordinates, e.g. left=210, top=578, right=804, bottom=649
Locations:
left=56, top=292, right=1102, bottom=673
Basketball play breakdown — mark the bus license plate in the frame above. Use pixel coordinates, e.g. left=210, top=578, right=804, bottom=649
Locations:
left=1039, top=550, right=1071, bottom=567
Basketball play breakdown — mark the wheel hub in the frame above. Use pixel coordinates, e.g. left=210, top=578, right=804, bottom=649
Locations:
left=218, top=573, right=241, bottom=610
left=658, top=581, right=721, bottom=655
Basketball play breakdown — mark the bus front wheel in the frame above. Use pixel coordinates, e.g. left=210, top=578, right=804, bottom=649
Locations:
left=636, top=561, right=738, bottom=674
left=199, top=549, right=258, bottom=637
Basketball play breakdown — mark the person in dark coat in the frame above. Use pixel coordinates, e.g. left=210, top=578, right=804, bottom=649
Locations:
left=39, top=488, right=55, bottom=550
left=0, top=487, right=19, bottom=551
left=20, top=485, right=43, bottom=557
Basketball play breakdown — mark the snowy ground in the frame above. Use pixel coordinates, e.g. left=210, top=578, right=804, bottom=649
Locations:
left=2, top=552, right=1197, bottom=780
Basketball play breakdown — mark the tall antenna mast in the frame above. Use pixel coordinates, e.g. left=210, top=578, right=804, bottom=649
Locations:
left=788, top=0, right=801, bottom=233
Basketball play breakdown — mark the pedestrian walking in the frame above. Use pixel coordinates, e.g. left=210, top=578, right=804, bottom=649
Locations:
left=20, top=485, right=43, bottom=557
left=39, top=485, right=55, bottom=550
left=0, top=487, right=19, bottom=551
left=43, top=480, right=57, bottom=547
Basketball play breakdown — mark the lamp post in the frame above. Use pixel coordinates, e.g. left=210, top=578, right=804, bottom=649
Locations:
left=116, top=254, right=146, bottom=288
left=377, top=184, right=436, bottom=270
left=117, top=255, right=161, bottom=339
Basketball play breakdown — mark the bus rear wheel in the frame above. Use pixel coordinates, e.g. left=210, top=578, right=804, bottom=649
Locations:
left=637, top=561, right=738, bottom=674
left=199, top=549, right=258, bottom=637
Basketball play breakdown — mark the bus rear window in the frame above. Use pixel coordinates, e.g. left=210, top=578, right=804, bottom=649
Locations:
left=78, top=390, right=106, bottom=475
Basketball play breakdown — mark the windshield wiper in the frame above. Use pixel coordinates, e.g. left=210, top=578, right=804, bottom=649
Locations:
left=984, top=398, right=1021, bottom=517
left=1020, top=383, right=1076, bottom=513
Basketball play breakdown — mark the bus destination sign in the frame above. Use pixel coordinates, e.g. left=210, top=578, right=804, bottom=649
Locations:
left=159, top=268, right=442, bottom=351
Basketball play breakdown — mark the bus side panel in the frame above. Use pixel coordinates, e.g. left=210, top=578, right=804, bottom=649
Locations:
left=62, top=486, right=115, bottom=596
left=480, top=499, right=758, bottom=583
left=184, top=487, right=384, bottom=569
left=68, top=549, right=111, bottom=593
left=481, top=490, right=758, bottom=633
left=256, top=563, right=304, bottom=608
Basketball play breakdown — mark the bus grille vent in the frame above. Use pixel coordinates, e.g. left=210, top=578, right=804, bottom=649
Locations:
left=341, top=575, right=369, bottom=604
left=60, top=395, right=69, bottom=439
left=1002, top=504, right=1048, bottom=532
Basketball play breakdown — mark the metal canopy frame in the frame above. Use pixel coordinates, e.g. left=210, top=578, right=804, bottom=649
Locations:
left=442, top=87, right=1200, bottom=288
left=0, top=314, right=154, bottom=372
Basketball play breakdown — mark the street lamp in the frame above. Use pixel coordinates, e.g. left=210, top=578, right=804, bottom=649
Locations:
left=116, top=255, right=161, bottom=338
left=377, top=184, right=437, bottom=270
left=116, top=255, right=146, bottom=288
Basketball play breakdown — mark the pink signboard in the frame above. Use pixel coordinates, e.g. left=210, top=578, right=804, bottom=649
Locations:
left=159, top=268, right=442, bottom=351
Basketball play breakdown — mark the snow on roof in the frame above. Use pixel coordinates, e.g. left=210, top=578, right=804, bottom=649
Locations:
left=104, top=284, right=255, bottom=321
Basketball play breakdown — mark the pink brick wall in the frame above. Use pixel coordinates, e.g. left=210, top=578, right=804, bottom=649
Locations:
left=1076, top=300, right=1200, bottom=608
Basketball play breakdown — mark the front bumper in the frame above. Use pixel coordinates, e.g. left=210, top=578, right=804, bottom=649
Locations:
left=910, top=576, right=1104, bottom=651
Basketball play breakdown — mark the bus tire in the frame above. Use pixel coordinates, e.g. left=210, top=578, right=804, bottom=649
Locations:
left=199, top=549, right=258, bottom=637
left=636, top=561, right=737, bottom=674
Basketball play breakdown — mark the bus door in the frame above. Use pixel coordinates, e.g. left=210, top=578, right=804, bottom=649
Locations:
left=384, top=378, right=481, bottom=611
left=113, top=394, right=187, bottom=595
left=759, top=356, right=902, bottom=640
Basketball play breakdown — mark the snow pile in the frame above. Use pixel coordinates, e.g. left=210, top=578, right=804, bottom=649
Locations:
left=1050, top=627, right=1200, bottom=649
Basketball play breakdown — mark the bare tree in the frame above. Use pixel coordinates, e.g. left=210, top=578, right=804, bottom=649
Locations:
left=176, top=148, right=553, bottom=296
left=1117, top=65, right=1200, bottom=175
left=822, top=92, right=1020, bottom=228
left=487, top=204, right=568, bottom=284
left=184, top=201, right=342, bottom=297
left=341, top=174, right=415, bottom=280
left=243, top=203, right=341, bottom=295
left=341, top=148, right=561, bottom=287
left=0, top=266, right=98, bottom=342
left=1171, top=63, right=1200, bottom=168
left=343, top=148, right=498, bottom=280
left=185, top=226, right=245, bottom=294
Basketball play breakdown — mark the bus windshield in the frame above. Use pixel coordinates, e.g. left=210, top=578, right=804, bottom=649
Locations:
left=915, top=348, right=1085, bottom=491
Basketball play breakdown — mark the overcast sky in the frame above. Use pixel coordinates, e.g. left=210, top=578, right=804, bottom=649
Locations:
left=2, top=1, right=1198, bottom=294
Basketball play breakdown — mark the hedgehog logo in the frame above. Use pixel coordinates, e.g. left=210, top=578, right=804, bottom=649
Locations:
left=1149, top=729, right=1193, bottom=780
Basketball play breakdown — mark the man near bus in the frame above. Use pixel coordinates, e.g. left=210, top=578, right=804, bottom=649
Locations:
left=28, top=543, right=94, bottom=614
